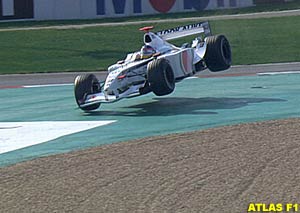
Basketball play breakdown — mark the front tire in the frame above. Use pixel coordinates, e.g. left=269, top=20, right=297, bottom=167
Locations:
left=204, top=35, right=232, bottom=72
left=147, top=58, right=175, bottom=96
left=74, top=74, right=101, bottom=111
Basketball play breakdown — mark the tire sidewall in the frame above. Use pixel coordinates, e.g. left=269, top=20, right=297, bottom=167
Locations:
left=205, top=35, right=232, bottom=72
left=74, top=74, right=101, bottom=111
left=148, top=58, right=175, bottom=96
left=220, top=36, right=231, bottom=66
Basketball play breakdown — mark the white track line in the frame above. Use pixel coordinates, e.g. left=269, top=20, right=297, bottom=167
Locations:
left=23, top=83, right=73, bottom=88
left=258, top=71, right=300, bottom=76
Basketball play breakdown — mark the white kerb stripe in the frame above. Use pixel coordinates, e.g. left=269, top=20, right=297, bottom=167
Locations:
left=0, top=121, right=116, bottom=154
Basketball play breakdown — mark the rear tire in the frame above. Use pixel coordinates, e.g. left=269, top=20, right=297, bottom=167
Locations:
left=204, top=35, right=232, bottom=72
left=147, top=58, right=175, bottom=96
left=74, top=74, right=101, bottom=111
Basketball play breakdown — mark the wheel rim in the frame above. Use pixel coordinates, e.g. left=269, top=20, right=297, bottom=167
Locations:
left=92, top=80, right=101, bottom=93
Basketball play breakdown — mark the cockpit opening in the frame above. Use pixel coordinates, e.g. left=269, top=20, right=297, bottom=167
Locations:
left=144, top=34, right=152, bottom=43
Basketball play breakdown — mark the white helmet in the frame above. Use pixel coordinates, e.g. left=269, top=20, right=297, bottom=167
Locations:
left=140, top=45, right=156, bottom=59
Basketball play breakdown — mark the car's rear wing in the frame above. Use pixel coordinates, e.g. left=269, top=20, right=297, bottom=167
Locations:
left=156, top=21, right=212, bottom=41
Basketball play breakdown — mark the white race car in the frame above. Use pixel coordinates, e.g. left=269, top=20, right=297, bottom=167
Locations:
left=74, top=21, right=231, bottom=111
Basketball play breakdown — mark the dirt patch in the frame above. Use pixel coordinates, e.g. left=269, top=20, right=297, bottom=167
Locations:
left=1, top=118, right=300, bottom=212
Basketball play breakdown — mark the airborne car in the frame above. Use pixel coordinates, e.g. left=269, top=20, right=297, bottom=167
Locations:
left=74, top=21, right=231, bottom=111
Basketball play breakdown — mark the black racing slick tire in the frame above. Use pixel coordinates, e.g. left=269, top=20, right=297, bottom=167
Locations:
left=204, top=35, right=232, bottom=72
left=74, top=74, right=101, bottom=111
left=147, top=58, right=175, bottom=96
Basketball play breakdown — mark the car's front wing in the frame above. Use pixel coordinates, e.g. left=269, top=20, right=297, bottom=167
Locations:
left=79, top=84, right=143, bottom=108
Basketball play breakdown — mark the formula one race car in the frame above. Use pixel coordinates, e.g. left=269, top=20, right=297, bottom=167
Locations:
left=74, top=21, right=231, bottom=111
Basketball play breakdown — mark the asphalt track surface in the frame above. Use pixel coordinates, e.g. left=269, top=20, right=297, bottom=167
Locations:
left=1, top=62, right=300, bottom=87
left=1, top=63, right=300, bottom=212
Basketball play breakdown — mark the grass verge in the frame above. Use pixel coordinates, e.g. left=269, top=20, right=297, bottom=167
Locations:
left=0, top=16, right=299, bottom=74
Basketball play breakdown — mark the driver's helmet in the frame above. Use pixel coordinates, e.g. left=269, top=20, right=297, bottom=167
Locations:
left=140, top=45, right=156, bottom=59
